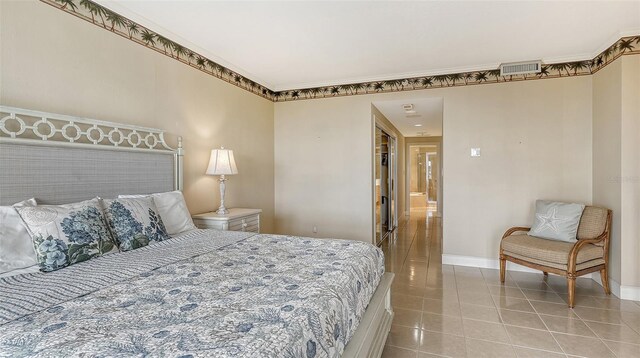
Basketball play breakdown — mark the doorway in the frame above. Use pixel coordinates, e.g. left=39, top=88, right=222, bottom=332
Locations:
left=409, top=144, right=441, bottom=215
left=371, top=97, right=442, bottom=245
left=374, top=126, right=397, bottom=245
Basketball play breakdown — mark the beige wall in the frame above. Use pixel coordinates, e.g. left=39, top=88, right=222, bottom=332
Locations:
left=594, top=55, right=640, bottom=290
left=592, top=59, right=623, bottom=284
left=273, top=101, right=408, bottom=243
left=0, top=1, right=275, bottom=232
left=620, top=56, right=640, bottom=289
left=275, top=77, right=593, bottom=255
left=274, top=97, right=372, bottom=241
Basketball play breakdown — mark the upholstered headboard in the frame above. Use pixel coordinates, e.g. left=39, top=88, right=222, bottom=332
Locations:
left=0, top=106, right=183, bottom=205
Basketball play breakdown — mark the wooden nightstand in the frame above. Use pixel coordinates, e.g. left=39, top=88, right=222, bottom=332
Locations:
left=192, top=208, right=262, bottom=233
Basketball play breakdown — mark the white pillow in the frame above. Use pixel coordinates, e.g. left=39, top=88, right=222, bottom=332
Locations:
left=529, top=200, right=585, bottom=242
left=0, top=198, right=39, bottom=276
left=118, top=191, right=196, bottom=236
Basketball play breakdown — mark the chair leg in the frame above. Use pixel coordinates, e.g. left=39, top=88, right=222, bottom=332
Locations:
left=499, top=255, right=506, bottom=283
left=600, top=268, right=611, bottom=295
left=567, top=275, right=576, bottom=308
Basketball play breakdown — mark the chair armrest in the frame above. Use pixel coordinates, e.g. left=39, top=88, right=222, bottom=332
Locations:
left=569, top=232, right=607, bottom=256
left=501, top=227, right=531, bottom=240
left=567, top=232, right=608, bottom=272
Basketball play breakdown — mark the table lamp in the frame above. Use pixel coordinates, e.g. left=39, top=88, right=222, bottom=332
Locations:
left=206, top=147, right=238, bottom=215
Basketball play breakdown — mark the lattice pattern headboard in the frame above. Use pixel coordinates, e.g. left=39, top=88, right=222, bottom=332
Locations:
left=0, top=106, right=183, bottom=205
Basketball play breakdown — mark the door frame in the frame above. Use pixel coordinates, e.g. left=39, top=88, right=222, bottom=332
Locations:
left=371, top=115, right=398, bottom=245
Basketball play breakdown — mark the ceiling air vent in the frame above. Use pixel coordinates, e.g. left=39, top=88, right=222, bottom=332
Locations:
left=500, top=60, right=542, bottom=76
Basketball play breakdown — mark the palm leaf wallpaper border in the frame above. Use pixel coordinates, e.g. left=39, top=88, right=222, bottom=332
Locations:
left=44, top=0, right=639, bottom=103
left=274, top=35, right=640, bottom=102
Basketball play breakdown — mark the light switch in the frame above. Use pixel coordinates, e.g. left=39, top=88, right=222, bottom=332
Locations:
left=471, top=148, right=481, bottom=157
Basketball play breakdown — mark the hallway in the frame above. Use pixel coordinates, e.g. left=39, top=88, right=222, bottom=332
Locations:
left=380, top=211, right=640, bottom=358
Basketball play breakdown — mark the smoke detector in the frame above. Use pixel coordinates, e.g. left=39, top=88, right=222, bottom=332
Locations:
left=500, top=60, right=542, bottom=76
left=402, top=104, right=414, bottom=111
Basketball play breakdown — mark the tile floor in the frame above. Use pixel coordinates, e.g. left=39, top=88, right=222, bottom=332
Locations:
left=380, top=210, right=640, bottom=358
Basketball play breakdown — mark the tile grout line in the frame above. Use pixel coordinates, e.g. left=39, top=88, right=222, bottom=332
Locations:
left=488, top=289, right=521, bottom=355
left=504, top=273, right=577, bottom=356
left=532, top=298, right=571, bottom=357
left=390, top=319, right=629, bottom=358
left=449, top=264, right=469, bottom=354
left=576, top=312, right=620, bottom=357
left=529, top=275, right=619, bottom=357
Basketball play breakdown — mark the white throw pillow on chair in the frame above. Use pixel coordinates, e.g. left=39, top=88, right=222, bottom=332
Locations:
left=0, top=198, right=39, bottom=276
left=118, top=191, right=197, bottom=236
left=529, top=200, right=585, bottom=242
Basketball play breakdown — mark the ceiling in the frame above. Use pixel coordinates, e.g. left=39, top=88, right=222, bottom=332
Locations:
left=374, top=98, right=443, bottom=137
left=96, top=1, right=640, bottom=91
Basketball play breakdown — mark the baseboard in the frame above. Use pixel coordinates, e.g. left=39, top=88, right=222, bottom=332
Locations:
left=443, top=254, right=640, bottom=302
left=591, top=275, right=640, bottom=301
left=591, top=274, right=614, bottom=296
left=591, top=274, right=620, bottom=298
left=441, top=254, right=593, bottom=278
left=620, top=285, right=640, bottom=301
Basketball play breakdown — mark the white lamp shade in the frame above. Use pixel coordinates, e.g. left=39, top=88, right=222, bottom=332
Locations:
left=206, top=148, right=238, bottom=175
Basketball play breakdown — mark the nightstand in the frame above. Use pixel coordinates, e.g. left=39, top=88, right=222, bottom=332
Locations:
left=192, top=208, right=262, bottom=233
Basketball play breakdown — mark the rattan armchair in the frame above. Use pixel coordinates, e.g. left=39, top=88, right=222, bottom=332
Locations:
left=499, top=206, right=612, bottom=308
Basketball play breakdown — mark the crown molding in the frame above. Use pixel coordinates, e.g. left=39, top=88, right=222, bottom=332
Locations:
left=272, top=35, right=639, bottom=101
left=274, top=53, right=595, bottom=91
left=271, top=29, right=639, bottom=91
left=273, top=63, right=515, bottom=92
left=41, top=0, right=640, bottom=102
left=590, top=29, right=640, bottom=58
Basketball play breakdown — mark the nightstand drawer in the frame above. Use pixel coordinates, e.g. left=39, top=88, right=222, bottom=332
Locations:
left=192, top=208, right=261, bottom=233
left=228, top=214, right=260, bottom=232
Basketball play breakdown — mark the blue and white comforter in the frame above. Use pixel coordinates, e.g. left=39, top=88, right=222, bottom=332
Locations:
left=0, top=230, right=384, bottom=357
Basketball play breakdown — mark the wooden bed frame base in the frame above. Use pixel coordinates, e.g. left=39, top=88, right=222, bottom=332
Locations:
left=342, top=272, right=395, bottom=358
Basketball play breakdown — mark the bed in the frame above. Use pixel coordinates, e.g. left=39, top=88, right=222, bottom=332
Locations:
left=0, top=106, right=394, bottom=358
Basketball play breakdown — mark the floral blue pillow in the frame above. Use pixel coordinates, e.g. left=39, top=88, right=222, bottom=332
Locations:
left=102, top=197, right=170, bottom=251
left=16, top=198, right=118, bottom=272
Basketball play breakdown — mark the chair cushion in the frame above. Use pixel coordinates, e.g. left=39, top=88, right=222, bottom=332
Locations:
left=577, top=206, right=608, bottom=240
left=504, top=253, right=604, bottom=271
left=502, top=234, right=603, bottom=266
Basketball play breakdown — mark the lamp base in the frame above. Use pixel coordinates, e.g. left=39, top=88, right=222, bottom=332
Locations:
left=216, top=175, right=229, bottom=215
